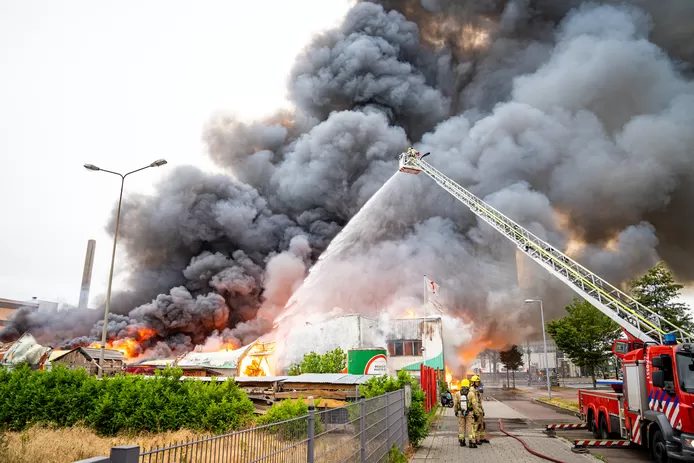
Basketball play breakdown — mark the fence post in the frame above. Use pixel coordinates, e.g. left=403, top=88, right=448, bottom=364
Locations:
left=307, top=395, right=315, bottom=463
left=111, top=446, right=140, bottom=463
left=360, top=399, right=366, bottom=462
left=400, top=389, right=407, bottom=449
left=386, top=391, right=391, bottom=449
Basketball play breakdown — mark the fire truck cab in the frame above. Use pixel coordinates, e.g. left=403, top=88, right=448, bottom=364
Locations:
left=579, top=333, right=694, bottom=462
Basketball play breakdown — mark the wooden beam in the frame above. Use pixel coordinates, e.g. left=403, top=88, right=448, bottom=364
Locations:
left=301, top=398, right=348, bottom=408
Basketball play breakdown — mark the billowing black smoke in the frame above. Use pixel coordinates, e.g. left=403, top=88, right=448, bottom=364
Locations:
left=3, top=0, right=694, bottom=364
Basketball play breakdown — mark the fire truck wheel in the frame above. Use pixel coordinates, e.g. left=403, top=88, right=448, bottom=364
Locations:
left=598, top=415, right=609, bottom=440
left=650, top=429, right=669, bottom=463
left=588, top=411, right=599, bottom=438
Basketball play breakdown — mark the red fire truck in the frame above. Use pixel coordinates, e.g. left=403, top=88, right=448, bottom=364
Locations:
left=578, top=333, right=694, bottom=462
left=397, top=149, right=694, bottom=462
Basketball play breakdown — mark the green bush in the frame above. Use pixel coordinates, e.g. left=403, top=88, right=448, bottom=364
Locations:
left=359, top=370, right=429, bottom=447
left=287, top=347, right=346, bottom=376
left=0, top=364, right=255, bottom=435
left=387, top=443, right=408, bottom=463
left=256, top=398, right=323, bottom=439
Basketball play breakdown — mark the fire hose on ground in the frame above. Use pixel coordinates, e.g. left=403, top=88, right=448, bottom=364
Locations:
left=497, top=419, right=568, bottom=463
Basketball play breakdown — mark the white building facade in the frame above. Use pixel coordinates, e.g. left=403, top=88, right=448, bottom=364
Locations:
left=275, top=314, right=445, bottom=377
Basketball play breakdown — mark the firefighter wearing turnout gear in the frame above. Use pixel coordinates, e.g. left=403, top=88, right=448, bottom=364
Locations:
left=453, top=379, right=476, bottom=448
left=470, top=375, right=489, bottom=444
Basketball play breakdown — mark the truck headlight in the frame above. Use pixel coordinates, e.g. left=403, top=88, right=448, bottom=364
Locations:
left=682, top=435, right=694, bottom=448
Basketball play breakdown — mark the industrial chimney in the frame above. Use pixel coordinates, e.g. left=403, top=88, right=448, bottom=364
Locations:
left=78, top=240, right=96, bottom=309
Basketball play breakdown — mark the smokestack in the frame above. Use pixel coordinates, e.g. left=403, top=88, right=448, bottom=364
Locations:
left=78, top=240, right=96, bottom=310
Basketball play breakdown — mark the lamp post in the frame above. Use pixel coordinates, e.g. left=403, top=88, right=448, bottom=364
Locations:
left=525, top=299, right=551, bottom=400
left=84, top=159, right=167, bottom=378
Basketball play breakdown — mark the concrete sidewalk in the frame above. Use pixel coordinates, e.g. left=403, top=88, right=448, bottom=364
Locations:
left=413, top=406, right=596, bottom=463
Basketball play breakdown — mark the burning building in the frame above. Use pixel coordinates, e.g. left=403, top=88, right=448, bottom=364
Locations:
left=0, top=333, right=50, bottom=370
left=2, top=0, right=694, bottom=372
left=270, top=313, right=445, bottom=377
left=176, top=340, right=276, bottom=377
left=0, top=332, right=124, bottom=376
left=122, top=338, right=277, bottom=378
left=176, top=349, right=247, bottom=376
left=386, top=317, right=444, bottom=376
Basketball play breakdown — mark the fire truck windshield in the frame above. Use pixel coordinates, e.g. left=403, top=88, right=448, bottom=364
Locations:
left=676, top=352, right=694, bottom=392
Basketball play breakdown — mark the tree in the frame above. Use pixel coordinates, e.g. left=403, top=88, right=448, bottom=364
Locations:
left=628, top=261, right=694, bottom=333
left=287, top=347, right=347, bottom=375
left=482, top=348, right=500, bottom=382
left=547, top=298, right=620, bottom=388
left=499, top=345, right=524, bottom=389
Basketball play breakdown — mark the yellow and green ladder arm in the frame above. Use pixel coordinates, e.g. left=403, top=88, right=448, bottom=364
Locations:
left=400, top=152, right=692, bottom=345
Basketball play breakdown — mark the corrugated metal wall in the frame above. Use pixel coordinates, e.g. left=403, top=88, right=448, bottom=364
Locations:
left=385, top=318, right=441, bottom=341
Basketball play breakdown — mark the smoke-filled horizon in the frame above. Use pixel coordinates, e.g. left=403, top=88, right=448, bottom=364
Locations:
left=3, top=0, right=694, bottom=368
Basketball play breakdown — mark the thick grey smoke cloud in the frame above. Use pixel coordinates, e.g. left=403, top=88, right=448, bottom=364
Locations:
left=3, top=1, right=694, bottom=369
left=275, top=0, right=694, bottom=367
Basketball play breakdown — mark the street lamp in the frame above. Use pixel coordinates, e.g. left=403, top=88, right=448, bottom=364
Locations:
left=84, top=159, right=167, bottom=378
left=525, top=299, right=552, bottom=400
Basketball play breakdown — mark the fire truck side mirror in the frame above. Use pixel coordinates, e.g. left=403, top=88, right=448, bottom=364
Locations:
left=652, top=370, right=665, bottom=389
left=652, top=356, right=664, bottom=368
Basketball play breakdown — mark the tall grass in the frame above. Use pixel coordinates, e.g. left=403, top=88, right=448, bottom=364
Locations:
left=0, top=425, right=205, bottom=463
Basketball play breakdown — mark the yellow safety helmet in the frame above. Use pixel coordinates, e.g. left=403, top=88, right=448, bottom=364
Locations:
left=470, top=375, right=480, bottom=383
left=460, top=379, right=470, bottom=388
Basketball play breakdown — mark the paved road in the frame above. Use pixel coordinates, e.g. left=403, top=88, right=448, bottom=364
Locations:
left=413, top=404, right=594, bottom=463
left=414, top=390, right=652, bottom=462
left=497, top=399, right=649, bottom=463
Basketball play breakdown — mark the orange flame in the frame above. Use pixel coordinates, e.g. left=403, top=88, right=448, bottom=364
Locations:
left=404, top=309, right=416, bottom=319
left=445, top=364, right=454, bottom=389
left=109, top=338, right=141, bottom=358
left=220, top=340, right=238, bottom=351
left=239, top=342, right=274, bottom=377
left=87, top=339, right=141, bottom=359
left=135, top=327, right=156, bottom=341
left=242, top=359, right=267, bottom=376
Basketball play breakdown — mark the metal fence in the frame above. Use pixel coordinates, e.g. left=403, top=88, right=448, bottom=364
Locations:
left=74, top=389, right=407, bottom=463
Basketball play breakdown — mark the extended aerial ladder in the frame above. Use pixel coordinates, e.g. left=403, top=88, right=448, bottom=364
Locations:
left=398, top=148, right=693, bottom=345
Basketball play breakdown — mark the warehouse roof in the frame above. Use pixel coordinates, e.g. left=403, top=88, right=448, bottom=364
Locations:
left=235, top=376, right=289, bottom=383
left=177, top=347, right=249, bottom=369
left=281, top=373, right=378, bottom=385
left=52, top=347, right=125, bottom=362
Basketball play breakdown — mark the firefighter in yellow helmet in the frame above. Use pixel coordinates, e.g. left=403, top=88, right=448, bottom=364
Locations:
left=470, top=375, right=489, bottom=444
left=467, top=377, right=482, bottom=447
left=453, top=379, right=476, bottom=448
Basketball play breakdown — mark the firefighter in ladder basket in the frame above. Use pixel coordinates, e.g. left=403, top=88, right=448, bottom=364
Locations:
left=454, top=379, right=476, bottom=448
